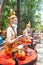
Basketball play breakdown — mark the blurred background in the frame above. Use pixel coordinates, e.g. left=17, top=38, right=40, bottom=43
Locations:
left=0, top=0, right=43, bottom=32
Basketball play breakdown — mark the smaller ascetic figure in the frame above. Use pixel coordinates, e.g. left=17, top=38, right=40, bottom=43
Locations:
left=23, top=21, right=32, bottom=39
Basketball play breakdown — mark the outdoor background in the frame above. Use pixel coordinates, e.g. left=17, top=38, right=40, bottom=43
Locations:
left=0, top=1, right=43, bottom=65
left=0, top=0, right=43, bottom=33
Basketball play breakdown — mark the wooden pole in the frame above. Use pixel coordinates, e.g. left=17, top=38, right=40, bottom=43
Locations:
left=17, top=0, right=20, bottom=35
left=0, top=0, right=6, bottom=30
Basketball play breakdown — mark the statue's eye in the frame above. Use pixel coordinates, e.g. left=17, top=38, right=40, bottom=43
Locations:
left=14, top=19, right=16, bottom=21
left=11, top=17, right=14, bottom=19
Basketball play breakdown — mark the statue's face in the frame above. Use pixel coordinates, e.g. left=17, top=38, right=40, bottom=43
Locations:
left=13, top=17, right=18, bottom=24
left=10, top=17, right=18, bottom=25
left=11, top=17, right=18, bottom=35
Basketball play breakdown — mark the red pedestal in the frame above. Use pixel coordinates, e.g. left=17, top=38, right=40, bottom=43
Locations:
left=0, top=48, right=37, bottom=65
left=18, top=48, right=37, bottom=65
left=0, top=50, right=15, bottom=65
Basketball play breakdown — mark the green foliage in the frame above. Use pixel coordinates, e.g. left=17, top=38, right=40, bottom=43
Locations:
left=1, top=0, right=42, bottom=30
left=19, top=0, right=42, bottom=29
left=1, top=0, right=17, bottom=30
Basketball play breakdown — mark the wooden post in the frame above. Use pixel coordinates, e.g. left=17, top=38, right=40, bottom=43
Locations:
left=17, top=0, right=20, bottom=35
left=0, top=0, right=6, bottom=30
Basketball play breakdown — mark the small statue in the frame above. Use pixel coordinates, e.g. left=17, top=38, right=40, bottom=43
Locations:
left=23, top=21, right=31, bottom=36
left=23, top=21, right=33, bottom=40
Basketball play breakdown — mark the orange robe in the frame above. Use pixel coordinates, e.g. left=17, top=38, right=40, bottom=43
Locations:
left=5, top=36, right=17, bottom=56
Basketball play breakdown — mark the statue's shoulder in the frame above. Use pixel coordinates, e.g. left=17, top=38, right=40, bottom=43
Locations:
left=7, top=26, right=12, bottom=31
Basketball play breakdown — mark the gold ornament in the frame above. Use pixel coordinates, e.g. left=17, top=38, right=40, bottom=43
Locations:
left=10, top=9, right=15, bottom=16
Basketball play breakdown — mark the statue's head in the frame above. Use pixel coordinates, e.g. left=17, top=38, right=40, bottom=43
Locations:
left=8, top=9, right=18, bottom=35
left=26, top=21, right=30, bottom=28
left=8, top=9, right=18, bottom=25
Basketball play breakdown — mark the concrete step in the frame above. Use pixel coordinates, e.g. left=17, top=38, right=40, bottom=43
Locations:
left=37, top=48, right=43, bottom=53
left=37, top=62, right=43, bottom=65
left=37, top=54, right=43, bottom=62
left=37, top=44, right=43, bottom=48
left=37, top=43, right=43, bottom=65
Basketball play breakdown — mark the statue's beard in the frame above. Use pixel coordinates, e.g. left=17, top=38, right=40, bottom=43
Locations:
left=26, top=28, right=30, bottom=32
left=12, top=24, right=17, bottom=35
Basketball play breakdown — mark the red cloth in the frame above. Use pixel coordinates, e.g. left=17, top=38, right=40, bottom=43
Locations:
left=18, top=49, right=36, bottom=65
left=0, top=50, right=15, bottom=65
left=0, top=48, right=36, bottom=65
